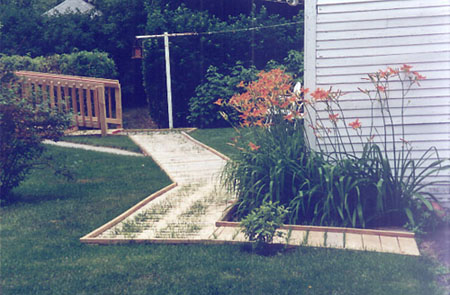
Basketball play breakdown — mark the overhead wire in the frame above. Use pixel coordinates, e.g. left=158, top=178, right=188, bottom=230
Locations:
left=135, top=20, right=302, bottom=39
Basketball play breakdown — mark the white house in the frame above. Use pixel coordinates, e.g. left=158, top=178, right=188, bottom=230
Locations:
left=304, top=0, right=450, bottom=207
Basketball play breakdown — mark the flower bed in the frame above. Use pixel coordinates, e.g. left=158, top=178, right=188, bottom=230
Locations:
left=215, top=67, right=448, bottom=235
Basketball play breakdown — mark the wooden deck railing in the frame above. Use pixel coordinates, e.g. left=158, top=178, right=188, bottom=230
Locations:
left=15, top=71, right=122, bottom=136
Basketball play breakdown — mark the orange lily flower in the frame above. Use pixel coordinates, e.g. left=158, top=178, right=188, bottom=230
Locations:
left=310, top=88, right=330, bottom=101
left=248, top=142, right=261, bottom=151
left=376, top=85, right=386, bottom=92
left=349, top=119, right=361, bottom=129
left=328, top=113, right=339, bottom=123
left=401, top=64, right=412, bottom=72
left=214, top=98, right=224, bottom=106
left=284, top=113, right=294, bottom=122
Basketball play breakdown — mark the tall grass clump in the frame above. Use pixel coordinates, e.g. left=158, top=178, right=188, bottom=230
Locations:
left=218, top=67, right=448, bottom=233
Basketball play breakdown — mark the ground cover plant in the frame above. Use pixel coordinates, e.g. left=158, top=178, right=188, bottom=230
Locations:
left=61, top=135, right=142, bottom=153
left=1, top=144, right=444, bottom=294
left=217, top=67, right=448, bottom=233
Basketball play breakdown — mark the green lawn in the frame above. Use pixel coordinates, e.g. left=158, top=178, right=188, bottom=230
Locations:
left=190, top=128, right=240, bottom=158
left=1, top=141, right=444, bottom=294
left=61, top=135, right=142, bottom=153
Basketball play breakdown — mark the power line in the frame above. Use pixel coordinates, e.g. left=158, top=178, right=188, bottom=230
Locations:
left=136, top=21, right=302, bottom=39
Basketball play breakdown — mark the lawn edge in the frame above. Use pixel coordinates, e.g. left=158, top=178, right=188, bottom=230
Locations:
left=80, top=182, right=177, bottom=242
left=180, top=131, right=230, bottom=161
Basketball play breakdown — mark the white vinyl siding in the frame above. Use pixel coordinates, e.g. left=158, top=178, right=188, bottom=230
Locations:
left=304, top=0, right=450, bottom=207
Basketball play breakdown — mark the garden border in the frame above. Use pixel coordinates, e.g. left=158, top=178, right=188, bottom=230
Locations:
left=215, top=202, right=415, bottom=238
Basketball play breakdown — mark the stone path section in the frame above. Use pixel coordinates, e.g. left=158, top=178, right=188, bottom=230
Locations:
left=96, top=132, right=234, bottom=240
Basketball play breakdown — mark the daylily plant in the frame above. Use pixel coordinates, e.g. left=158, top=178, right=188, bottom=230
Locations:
left=218, top=66, right=447, bottom=232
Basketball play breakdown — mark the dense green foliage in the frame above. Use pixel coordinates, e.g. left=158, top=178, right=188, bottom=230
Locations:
left=188, top=50, right=304, bottom=128
left=1, top=145, right=443, bottom=294
left=0, top=72, right=71, bottom=200
left=143, top=3, right=303, bottom=127
left=187, top=62, right=258, bottom=128
left=0, top=51, right=118, bottom=78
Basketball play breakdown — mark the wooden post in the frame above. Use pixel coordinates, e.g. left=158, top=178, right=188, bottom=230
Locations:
left=49, top=81, right=55, bottom=108
left=93, top=87, right=100, bottom=128
left=86, top=85, right=93, bottom=128
left=107, top=87, right=112, bottom=119
left=97, top=86, right=108, bottom=136
left=78, top=84, right=85, bottom=126
left=115, top=84, right=123, bottom=128
left=164, top=32, right=174, bottom=129
left=64, top=84, right=70, bottom=112
left=41, top=80, right=48, bottom=106
left=70, top=84, right=78, bottom=125
left=56, top=83, right=62, bottom=112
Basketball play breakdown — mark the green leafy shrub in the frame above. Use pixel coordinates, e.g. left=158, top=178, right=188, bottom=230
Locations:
left=0, top=71, right=72, bottom=201
left=240, top=200, right=288, bottom=246
left=58, top=50, right=118, bottom=78
left=187, top=63, right=258, bottom=128
left=0, top=51, right=118, bottom=79
left=188, top=50, right=304, bottom=128
left=265, top=50, right=304, bottom=83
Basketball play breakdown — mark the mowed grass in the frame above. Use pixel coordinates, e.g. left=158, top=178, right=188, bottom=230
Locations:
left=1, top=143, right=444, bottom=294
left=190, top=128, right=240, bottom=158
left=61, top=135, right=142, bottom=153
